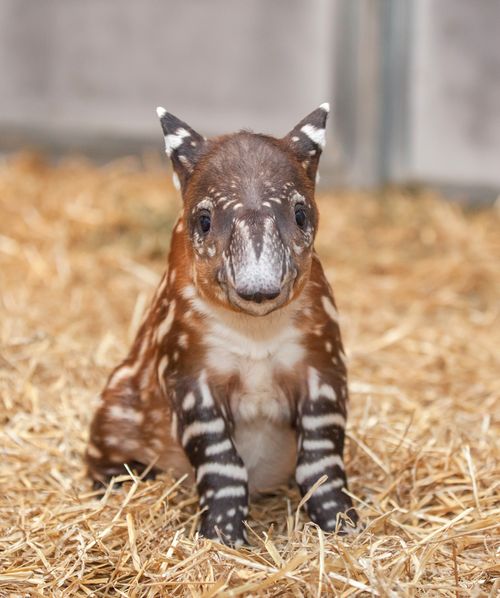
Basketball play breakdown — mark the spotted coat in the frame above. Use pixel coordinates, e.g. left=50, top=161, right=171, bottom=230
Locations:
left=86, top=103, right=359, bottom=545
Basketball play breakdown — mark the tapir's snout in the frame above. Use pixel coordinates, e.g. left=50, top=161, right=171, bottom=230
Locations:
left=223, top=216, right=295, bottom=315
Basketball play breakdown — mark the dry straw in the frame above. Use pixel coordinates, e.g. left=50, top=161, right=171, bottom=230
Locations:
left=0, top=153, right=499, bottom=596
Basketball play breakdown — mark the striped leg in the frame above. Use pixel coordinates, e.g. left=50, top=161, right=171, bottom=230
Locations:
left=295, top=367, right=358, bottom=533
left=176, top=371, right=249, bottom=546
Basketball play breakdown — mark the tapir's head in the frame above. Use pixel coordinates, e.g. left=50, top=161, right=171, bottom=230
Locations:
left=157, top=104, right=329, bottom=316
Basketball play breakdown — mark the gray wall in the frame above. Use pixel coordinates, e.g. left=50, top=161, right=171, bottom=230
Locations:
left=0, top=0, right=335, bottom=147
left=1, top=0, right=500, bottom=192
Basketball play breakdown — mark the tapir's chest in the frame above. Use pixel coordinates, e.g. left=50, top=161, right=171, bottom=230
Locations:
left=203, top=316, right=305, bottom=492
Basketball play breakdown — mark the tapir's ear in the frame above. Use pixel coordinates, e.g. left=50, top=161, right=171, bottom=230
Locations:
left=156, top=107, right=207, bottom=192
left=283, top=103, right=329, bottom=183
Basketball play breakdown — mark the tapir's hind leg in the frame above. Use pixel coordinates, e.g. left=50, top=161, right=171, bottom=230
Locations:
left=86, top=380, right=192, bottom=486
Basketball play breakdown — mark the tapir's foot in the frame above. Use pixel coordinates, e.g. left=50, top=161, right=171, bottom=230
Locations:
left=88, top=457, right=160, bottom=492
left=306, top=489, right=361, bottom=535
left=199, top=502, right=250, bottom=547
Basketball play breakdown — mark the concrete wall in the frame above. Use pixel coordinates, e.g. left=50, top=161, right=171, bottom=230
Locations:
left=1, top=0, right=500, bottom=192
left=0, top=0, right=335, bottom=147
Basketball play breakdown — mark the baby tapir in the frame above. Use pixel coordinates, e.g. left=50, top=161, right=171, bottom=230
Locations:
left=86, top=103, right=359, bottom=545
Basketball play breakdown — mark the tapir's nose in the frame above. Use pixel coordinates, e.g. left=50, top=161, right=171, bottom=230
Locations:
left=236, top=289, right=281, bottom=303
left=228, top=215, right=287, bottom=302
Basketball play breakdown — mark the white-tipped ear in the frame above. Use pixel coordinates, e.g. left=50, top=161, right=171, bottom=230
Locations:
left=156, top=107, right=207, bottom=193
left=284, top=103, right=330, bottom=183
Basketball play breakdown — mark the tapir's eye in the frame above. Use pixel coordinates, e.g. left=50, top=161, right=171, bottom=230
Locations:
left=294, top=205, right=307, bottom=228
left=198, top=211, right=211, bottom=234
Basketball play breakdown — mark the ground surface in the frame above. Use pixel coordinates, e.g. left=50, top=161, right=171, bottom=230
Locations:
left=0, top=154, right=499, bottom=597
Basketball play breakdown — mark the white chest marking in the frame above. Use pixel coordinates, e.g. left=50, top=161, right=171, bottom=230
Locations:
left=185, top=290, right=306, bottom=490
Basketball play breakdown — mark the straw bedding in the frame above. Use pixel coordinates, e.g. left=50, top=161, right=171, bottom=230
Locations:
left=0, top=153, right=498, bottom=597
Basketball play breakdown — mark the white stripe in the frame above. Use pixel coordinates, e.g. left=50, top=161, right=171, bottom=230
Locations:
left=321, top=295, right=338, bottom=322
left=156, top=300, right=176, bottom=343
left=300, top=124, right=326, bottom=149
left=296, top=455, right=344, bottom=484
left=196, top=463, right=248, bottom=484
left=205, top=439, right=232, bottom=456
left=181, top=418, right=224, bottom=446
left=214, top=485, right=246, bottom=499
left=157, top=355, right=169, bottom=391
left=322, top=500, right=338, bottom=510
left=310, top=478, right=345, bottom=496
left=308, top=367, right=337, bottom=402
left=199, top=370, right=214, bottom=407
left=302, top=438, right=335, bottom=451
left=302, top=413, right=346, bottom=430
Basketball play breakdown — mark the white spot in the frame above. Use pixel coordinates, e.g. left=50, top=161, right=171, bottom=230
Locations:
left=105, top=436, right=120, bottom=447
left=321, top=296, right=338, bottom=322
left=178, top=333, right=188, bottom=349
left=308, top=367, right=337, bottom=402
left=87, top=443, right=102, bottom=459
left=205, top=438, right=232, bottom=456
left=214, top=485, right=246, bottom=499
left=108, top=405, right=144, bottom=425
left=227, top=508, right=236, bottom=517
left=169, top=269, right=176, bottom=284
left=156, top=106, right=167, bottom=118
left=182, top=392, right=196, bottom=411
left=322, top=499, right=338, bottom=510
left=300, top=124, right=326, bottom=149
left=302, top=413, right=346, bottom=430
left=291, top=136, right=300, bottom=142
left=173, top=351, right=179, bottom=362
left=225, top=523, right=233, bottom=532
left=170, top=412, right=178, bottom=440
left=163, top=128, right=191, bottom=157
left=325, top=341, right=332, bottom=353
left=262, top=201, right=271, bottom=208
left=302, top=438, right=335, bottom=451
left=296, top=455, right=344, bottom=485
left=319, top=102, right=330, bottom=113
left=232, top=202, right=243, bottom=210
left=269, top=197, right=282, bottom=204
left=182, top=418, right=225, bottom=446
left=196, top=462, right=248, bottom=484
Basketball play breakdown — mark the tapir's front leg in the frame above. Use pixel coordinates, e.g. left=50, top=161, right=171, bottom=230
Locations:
left=173, top=371, right=249, bottom=546
left=295, top=366, right=358, bottom=533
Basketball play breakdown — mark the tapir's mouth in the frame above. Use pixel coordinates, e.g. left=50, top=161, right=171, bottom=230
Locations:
left=218, top=267, right=297, bottom=316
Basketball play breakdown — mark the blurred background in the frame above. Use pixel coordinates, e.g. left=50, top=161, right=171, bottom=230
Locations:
left=1, top=0, right=500, bottom=199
